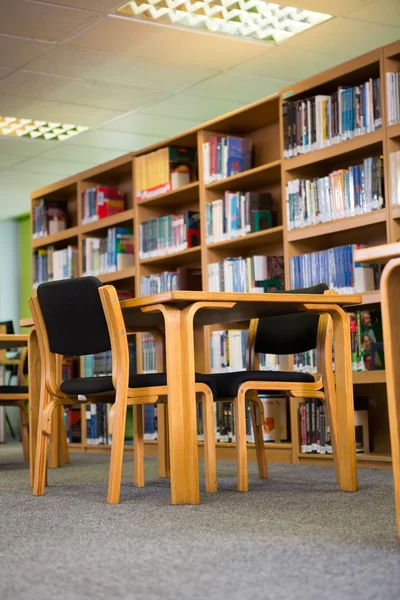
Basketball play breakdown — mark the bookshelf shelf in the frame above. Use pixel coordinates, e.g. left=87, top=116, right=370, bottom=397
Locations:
left=136, top=182, right=199, bottom=207
left=96, top=267, right=136, bottom=284
left=359, top=290, right=381, bottom=305
left=81, top=209, right=135, bottom=234
left=298, top=452, right=391, bottom=467
left=287, top=209, right=386, bottom=243
left=205, top=161, right=281, bottom=192
left=353, top=370, right=386, bottom=384
left=283, top=129, right=383, bottom=172
left=353, top=242, right=400, bottom=264
left=391, top=205, right=400, bottom=220
left=388, top=122, right=400, bottom=139
left=32, top=226, right=80, bottom=249
left=139, top=246, right=201, bottom=267
left=207, top=226, right=284, bottom=251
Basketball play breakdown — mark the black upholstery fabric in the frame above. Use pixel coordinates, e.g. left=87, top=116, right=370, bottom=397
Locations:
left=0, top=385, right=28, bottom=394
left=210, top=370, right=314, bottom=398
left=254, top=283, right=329, bottom=355
left=37, top=277, right=111, bottom=356
left=60, top=372, right=217, bottom=397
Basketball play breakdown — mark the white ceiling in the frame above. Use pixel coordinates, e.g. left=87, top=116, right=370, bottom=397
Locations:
left=0, top=0, right=400, bottom=220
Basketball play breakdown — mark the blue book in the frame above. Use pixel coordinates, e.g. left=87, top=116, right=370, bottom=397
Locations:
left=226, top=136, right=252, bottom=177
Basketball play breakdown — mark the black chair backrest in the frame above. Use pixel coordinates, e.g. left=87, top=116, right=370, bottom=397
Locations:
left=37, top=277, right=111, bottom=356
left=254, top=283, right=329, bottom=356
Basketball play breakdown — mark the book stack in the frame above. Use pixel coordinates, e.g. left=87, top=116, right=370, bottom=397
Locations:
left=81, top=186, right=125, bottom=224
left=64, top=408, right=82, bottom=444
left=208, top=255, right=284, bottom=293
left=390, top=150, right=400, bottom=205
left=294, top=349, right=318, bottom=374
left=299, top=400, right=332, bottom=455
left=139, top=211, right=200, bottom=259
left=206, top=191, right=275, bottom=243
left=286, top=156, right=384, bottom=230
left=290, top=244, right=381, bottom=293
left=32, top=199, right=68, bottom=238
left=82, top=227, right=134, bottom=275
left=141, top=333, right=158, bottom=440
left=135, top=147, right=197, bottom=201
left=283, top=78, right=382, bottom=158
left=386, top=72, right=400, bottom=125
left=210, top=329, right=280, bottom=374
left=349, top=309, right=385, bottom=371
left=140, top=267, right=202, bottom=295
left=33, top=245, right=79, bottom=286
left=202, top=136, right=252, bottom=184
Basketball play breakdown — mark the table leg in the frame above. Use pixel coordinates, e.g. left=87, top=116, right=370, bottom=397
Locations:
left=381, top=258, right=400, bottom=537
left=28, top=328, right=40, bottom=488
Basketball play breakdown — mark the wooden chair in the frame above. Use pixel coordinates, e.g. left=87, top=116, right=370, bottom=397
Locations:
left=29, top=276, right=218, bottom=504
left=206, top=283, right=340, bottom=492
left=0, top=343, right=29, bottom=459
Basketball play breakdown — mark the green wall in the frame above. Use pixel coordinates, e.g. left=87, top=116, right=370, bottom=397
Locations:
left=18, top=214, right=32, bottom=327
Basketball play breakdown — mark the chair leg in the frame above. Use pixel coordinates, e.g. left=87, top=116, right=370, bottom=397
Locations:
left=234, top=393, right=248, bottom=492
left=250, top=398, right=268, bottom=479
left=107, top=388, right=128, bottom=504
left=202, top=393, right=217, bottom=493
left=20, top=406, right=29, bottom=461
left=33, top=389, right=51, bottom=497
left=61, top=416, right=70, bottom=465
left=133, top=404, right=145, bottom=488
left=157, top=403, right=170, bottom=479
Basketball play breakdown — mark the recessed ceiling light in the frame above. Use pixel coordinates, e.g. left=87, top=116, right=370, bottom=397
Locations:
left=116, top=1, right=331, bottom=43
left=0, top=117, right=89, bottom=141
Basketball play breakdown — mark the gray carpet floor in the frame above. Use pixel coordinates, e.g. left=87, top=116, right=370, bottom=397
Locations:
left=1, top=444, right=399, bottom=600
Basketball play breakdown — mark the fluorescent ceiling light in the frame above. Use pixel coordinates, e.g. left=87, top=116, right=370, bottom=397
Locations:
left=0, top=117, right=89, bottom=141
left=116, top=1, right=331, bottom=43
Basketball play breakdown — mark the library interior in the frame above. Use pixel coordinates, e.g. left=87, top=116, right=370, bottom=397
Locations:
left=2, top=1, right=400, bottom=599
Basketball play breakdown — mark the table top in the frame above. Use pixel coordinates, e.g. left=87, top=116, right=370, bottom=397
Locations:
left=354, top=242, right=400, bottom=264
left=120, top=290, right=362, bottom=328
left=0, top=334, right=28, bottom=349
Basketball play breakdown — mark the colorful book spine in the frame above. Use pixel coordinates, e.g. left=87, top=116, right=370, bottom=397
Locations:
left=202, top=136, right=252, bottom=184
left=139, top=211, right=200, bottom=259
left=82, top=187, right=125, bottom=224
left=208, top=255, right=284, bottom=293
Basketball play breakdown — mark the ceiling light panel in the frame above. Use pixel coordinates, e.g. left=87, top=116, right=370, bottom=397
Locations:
left=116, top=1, right=331, bottom=43
left=0, top=117, right=88, bottom=141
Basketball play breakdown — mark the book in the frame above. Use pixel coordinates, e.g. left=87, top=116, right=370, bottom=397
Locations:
left=386, top=72, right=400, bottom=126
left=139, top=211, right=200, bottom=260
left=208, top=255, right=284, bottom=293
left=32, top=199, right=68, bottom=239
left=202, top=136, right=252, bottom=184
left=283, top=78, right=382, bottom=158
left=82, top=186, right=125, bottom=224
left=82, top=228, right=134, bottom=275
left=33, top=245, right=79, bottom=286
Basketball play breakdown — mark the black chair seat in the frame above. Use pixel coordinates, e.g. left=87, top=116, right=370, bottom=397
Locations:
left=60, top=373, right=217, bottom=397
left=0, top=385, right=28, bottom=394
left=209, top=370, right=315, bottom=398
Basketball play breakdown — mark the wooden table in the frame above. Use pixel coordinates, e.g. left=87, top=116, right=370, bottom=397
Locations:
left=22, top=290, right=362, bottom=504
left=354, top=243, right=400, bottom=536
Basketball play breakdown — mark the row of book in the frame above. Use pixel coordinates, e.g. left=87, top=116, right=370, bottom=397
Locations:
left=135, top=146, right=197, bottom=201
left=208, top=255, right=285, bottom=293
left=386, top=72, right=400, bottom=126
left=202, top=136, right=252, bottom=184
left=283, top=78, right=382, bottom=158
left=299, top=400, right=332, bottom=454
left=82, top=186, right=125, bottom=224
left=205, top=191, right=275, bottom=243
left=139, top=211, right=200, bottom=259
left=82, top=228, right=134, bottom=275
left=210, top=329, right=280, bottom=374
left=140, top=267, right=202, bottom=296
left=33, top=245, right=78, bottom=287
left=290, top=244, right=380, bottom=293
left=389, top=150, right=400, bottom=205
left=286, top=156, right=384, bottom=230
left=32, top=199, right=68, bottom=239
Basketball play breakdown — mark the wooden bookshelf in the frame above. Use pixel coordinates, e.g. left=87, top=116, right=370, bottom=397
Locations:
left=30, top=43, right=400, bottom=470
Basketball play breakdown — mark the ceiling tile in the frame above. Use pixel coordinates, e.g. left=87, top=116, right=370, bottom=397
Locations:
left=29, top=45, right=219, bottom=93
left=11, top=157, right=94, bottom=176
left=283, top=17, right=400, bottom=57
left=140, top=93, right=244, bottom=121
left=0, top=1, right=100, bottom=42
left=281, top=1, right=377, bottom=17
left=0, top=154, right=27, bottom=170
left=186, top=72, right=292, bottom=103
left=38, top=1, right=124, bottom=11
left=232, top=47, right=347, bottom=80
left=0, top=138, right=59, bottom=159
left=0, top=67, right=13, bottom=81
left=0, top=35, right=54, bottom=69
left=103, top=113, right=201, bottom=138
left=347, top=0, right=400, bottom=26
left=70, top=129, right=164, bottom=151
left=67, top=16, right=269, bottom=69
left=0, top=70, right=163, bottom=112
left=0, top=92, right=123, bottom=127
left=40, top=144, right=122, bottom=165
